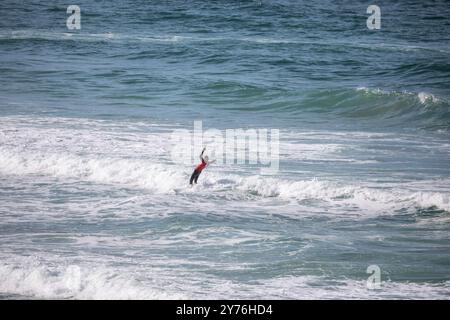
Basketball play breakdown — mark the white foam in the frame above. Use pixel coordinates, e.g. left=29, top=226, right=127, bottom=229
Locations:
left=225, top=174, right=449, bottom=212
left=1, top=116, right=449, bottom=214
left=1, top=145, right=449, bottom=214
left=418, top=92, right=439, bottom=104
left=0, top=261, right=185, bottom=299
left=252, top=276, right=450, bottom=299
left=1, top=259, right=448, bottom=299
left=0, top=147, right=184, bottom=193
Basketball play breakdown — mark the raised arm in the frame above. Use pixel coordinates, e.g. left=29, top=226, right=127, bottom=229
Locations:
left=199, top=147, right=206, bottom=160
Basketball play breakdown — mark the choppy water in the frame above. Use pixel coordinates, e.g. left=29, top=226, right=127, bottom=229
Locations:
left=0, top=1, right=449, bottom=299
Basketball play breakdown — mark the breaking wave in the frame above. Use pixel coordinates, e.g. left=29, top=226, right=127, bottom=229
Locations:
left=1, top=147, right=448, bottom=214
left=1, top=259, right=448, bottom=299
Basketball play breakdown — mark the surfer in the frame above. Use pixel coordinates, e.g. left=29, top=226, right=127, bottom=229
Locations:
left=190, top=147, right=215, bottom=185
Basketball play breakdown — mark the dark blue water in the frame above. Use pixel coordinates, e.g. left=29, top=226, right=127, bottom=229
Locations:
left=0, top=1, right=449, bottom=299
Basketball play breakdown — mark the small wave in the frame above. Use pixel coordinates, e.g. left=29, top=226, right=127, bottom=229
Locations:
left=0, top=260, right=184, bottom=299
left=303, top=87, right=450, bottom=130
left=356, top=87, right=443, bottom=105
left=0, top=147, right=184, bottom=193
left=1, top=259, right=448, bottom=299
left=230, top=175, right=450, bottom=213
left=189, top=83, right=449, bottom=130
left=1, top=146, right=448, bottom=214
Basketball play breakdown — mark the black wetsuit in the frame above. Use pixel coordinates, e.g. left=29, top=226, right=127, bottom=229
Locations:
left=189, top=169, right=201, bottom=185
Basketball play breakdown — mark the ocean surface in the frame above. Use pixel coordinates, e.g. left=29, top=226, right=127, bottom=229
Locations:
left=0, top=0, right=449, bottom=299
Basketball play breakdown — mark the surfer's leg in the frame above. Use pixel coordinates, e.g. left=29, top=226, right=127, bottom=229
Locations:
left=189, top=170, right=197, bottom=185
left=194, top=171, right=201, bottom=184
left=190, top=170, right=200, bottom=185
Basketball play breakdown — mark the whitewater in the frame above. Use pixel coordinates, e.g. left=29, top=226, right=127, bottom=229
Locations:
left=1, top=115, right=449, bottom=299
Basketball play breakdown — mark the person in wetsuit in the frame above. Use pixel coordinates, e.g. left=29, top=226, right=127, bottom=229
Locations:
left=190, top=147, right=215, bottom=185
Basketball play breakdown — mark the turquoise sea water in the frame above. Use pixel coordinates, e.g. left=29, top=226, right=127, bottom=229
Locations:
left=0, top=1, right=449, bottom=299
